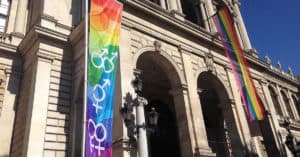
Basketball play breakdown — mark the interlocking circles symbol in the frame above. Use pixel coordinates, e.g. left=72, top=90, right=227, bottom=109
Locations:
left=88, top=119, right=107, bottom=156
left=92, top=79, right=111, bottom=113
left=91, top=48, right=117, bottom=73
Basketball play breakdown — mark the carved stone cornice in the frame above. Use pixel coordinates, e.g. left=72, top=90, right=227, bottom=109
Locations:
left=18, top=25, right=69, bottom=59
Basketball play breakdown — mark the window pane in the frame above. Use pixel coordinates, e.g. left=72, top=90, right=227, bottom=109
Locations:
left=0, top=17, right=6, bottom=32
left=0, top=1, right=9, bottom=15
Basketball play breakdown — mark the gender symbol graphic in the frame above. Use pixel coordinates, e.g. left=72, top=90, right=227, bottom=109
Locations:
left=91, top=48, right=117, bottom=73
left=92, top=79, right=111, bottom=113
left=88, top=118, right=107, bottom=156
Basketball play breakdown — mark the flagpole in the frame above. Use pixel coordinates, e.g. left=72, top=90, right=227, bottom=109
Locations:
left=82, top=0, right=88, bottom=156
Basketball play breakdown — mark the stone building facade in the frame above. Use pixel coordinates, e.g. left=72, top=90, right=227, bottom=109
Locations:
left=0, top=0, right=299, bottom=157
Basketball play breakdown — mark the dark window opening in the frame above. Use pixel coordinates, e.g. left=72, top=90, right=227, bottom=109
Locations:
left=281, top=91, right=295, bottom=119
left=269, top=86, right=283, bottom=116
left=180, top=0, right=204, bottom=27
left=149, top=0, right=161, bottom=6
left=292, top=95, right=300, bottom=116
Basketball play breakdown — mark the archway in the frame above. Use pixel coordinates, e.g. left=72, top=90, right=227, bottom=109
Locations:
left=136, top=51, right=191, bottom=157
left=198, top=71, right=244, bottom=157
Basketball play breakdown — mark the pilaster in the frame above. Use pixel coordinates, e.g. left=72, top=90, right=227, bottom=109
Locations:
left=224, top=66, right=251, bottom=146
left=199, top=0, right=209, bottom=31
left=0, top=68, right=21, bottom=156
left=203, top=0, right=216, bottom=32
left=116, top=25, right=136, bottom=157
left=10, top=25, right=70, bottom=157
left=26, top=52, right=54, bottom=157
left=14, top=0, right=29, bottom=34
left=167, top=0, right=184, bottom=20
left=181, top=52, right=215, bottom=156
left=160, top=0, right=167, bottom=9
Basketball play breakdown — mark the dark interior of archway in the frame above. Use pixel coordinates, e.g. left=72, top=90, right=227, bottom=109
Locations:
left=198, top=72, right=243, bottom=157
left=199, top=85, right=229, bottom=156
left=137, top=53, right=181, bottom=157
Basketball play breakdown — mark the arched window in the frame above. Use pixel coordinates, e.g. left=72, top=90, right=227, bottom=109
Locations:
left=268, top=86, right=283, bottom=116
left=281, top=90, right=294, bottom=119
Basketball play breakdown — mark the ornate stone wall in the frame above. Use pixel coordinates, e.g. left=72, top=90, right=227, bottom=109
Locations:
left=0, top=0, right=298, bottom=157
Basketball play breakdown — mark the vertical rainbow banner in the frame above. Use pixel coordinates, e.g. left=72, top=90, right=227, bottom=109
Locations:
left=213, top=7, right=265, bottom=121
left=86, top=0, right=122, bottom=156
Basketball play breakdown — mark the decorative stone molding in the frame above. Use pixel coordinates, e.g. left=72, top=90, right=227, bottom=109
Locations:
left=36, top=51, right=55, bottom=63
left=40, top=14, right=72, bottom=35
left=204, top=52, right=215, bottom=73
left=153, top=40, right=162, bottom=52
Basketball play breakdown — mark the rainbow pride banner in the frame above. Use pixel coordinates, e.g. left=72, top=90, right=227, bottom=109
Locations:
left=213, top=7, right=265, bottom=121
left=86, top=0, right=122, bottom=156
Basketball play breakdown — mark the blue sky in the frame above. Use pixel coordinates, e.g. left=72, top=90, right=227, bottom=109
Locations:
left=240, top=0, right=300, bottom=75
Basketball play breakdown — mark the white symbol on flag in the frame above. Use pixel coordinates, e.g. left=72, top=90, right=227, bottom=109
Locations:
left=88, top=119, right=107, bottom=156
left=91, top=48, right=117, bottom=73
left=92, top=79, right=111, bottom=113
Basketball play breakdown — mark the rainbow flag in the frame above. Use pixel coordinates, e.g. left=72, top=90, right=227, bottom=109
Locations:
left=212, top=7, right=265, bottom=121
left=86, top=0, right=122, bottom=156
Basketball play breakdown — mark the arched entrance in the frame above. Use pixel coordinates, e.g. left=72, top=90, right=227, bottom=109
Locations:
left=198, top=71, right=244, bottom=157
left=136, top=51, right=190, bottom=157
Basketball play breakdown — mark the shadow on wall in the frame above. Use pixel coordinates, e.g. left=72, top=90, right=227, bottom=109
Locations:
left=55, top=44, right=73, bottom=155
left=4, top=51, right=22, bottom=156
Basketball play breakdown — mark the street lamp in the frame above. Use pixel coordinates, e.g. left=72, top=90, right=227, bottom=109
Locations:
left=120, top=74, right=159, bottom=157
left=148, top=107, right=159, bottom=126
left=282, top=119, right=300, bottom=157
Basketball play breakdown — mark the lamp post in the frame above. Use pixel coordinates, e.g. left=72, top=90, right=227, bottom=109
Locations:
left=120, top=73, right=159, bottom=157
left=282, top=119, right=300, bottom=157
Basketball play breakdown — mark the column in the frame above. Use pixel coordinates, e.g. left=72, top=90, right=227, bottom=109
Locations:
left=26, top=53, right=54, bottom=156
left=233, top=18, right=246, bottom=50
left=181, top=52, right=214, bottom=156
left=168, top=0, right=183, bottom=13
left=224, top=66, right=251, bottom=147
left=0, top=70, right=21, bottom=156
left=136, top=96, right=148, bottom=157
left=203, top=0, right=216, bottom=32
left=160, top=0, right=167, bottom=9
left=232, top=0, right=252, bottom=49
left=260, top=80, right=283, bottom=153
left=14, top=0, right=29, bottom=34
left=199, top=0, right=209, bottom=31
left=167, top=0, right=184, bottom=20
